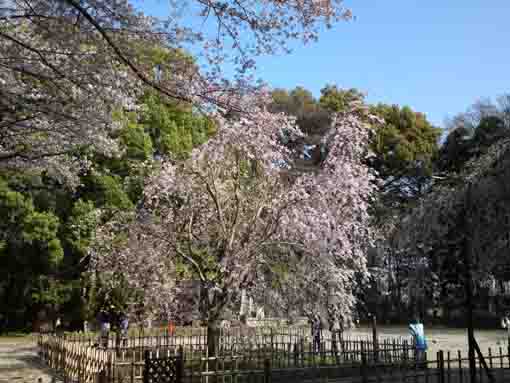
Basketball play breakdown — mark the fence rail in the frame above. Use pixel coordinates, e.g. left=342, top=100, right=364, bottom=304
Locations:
left=55, top=328, right=409, bottom=355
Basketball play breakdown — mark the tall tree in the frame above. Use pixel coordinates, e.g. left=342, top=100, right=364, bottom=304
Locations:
left=393, top=137, right=510, bottom=322
left=369, top=95, right=510, bottom=322
left=369, top=104, right=442, bottom=207
left=319, top=85, right=365, bottom=114
left=0, top=78, right=218, bottom=331
left=91, top=91, right=379, bottom=341
left=270, top=87, right=330, bottom=135
left=440, top=95, right=510, bottom=173
left=438, top=114, right=510, bottom=174
left=358, top=103, right=440, bottom=321
left=0, top=179, right=66, bottom=329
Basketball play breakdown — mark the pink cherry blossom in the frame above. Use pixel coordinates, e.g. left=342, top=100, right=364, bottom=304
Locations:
left=91, top=92, right=378, bottom=326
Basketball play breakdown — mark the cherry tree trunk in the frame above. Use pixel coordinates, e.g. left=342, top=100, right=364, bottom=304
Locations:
left=207, top=320, right=220, bottom=357
left=200, top=282, right=221, bottom=357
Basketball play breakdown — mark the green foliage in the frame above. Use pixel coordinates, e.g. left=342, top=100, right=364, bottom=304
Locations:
left=270, top=87, right=330, bottom=135
left=438, top=115, right=510, bottom=175
left=64, top=199, right=98, bottom=256
left=0, top=180, right=33, bottom=226
left=134, top=44, right=197, bottom=81
left=85, top=272, right=132, bottom=322
left=0, top=44, right=218, bottom=331
left=436, top=126, right=473, bottom=172
left=47, top=239, right=64, bottom=267
left=319, top=85, right=364, bottom=113
left=0, top=171, right=73, bottom=218
left=472, top=116, right=507, bottom=148
left=174, top=246, right=223, bottom=283
left=141, top=91, right=216, bottom=158
left=83, top=173, right=134, bottom=211
left=123, top=167, right=147, bottom=205
left=23, top=211, right=60, bottom=244
left=271, top=87, right=316, bottom=114
left=120, top=120, right=153, bottom=161
left=269, top=85, right=441, bottom=222
left=31, top=277, right=75, bottom=309
left=369, top=104, right=441, bottom=204
left=0, top=180, right=64, bottom=267
left=0, top=179, right=70, bottom=330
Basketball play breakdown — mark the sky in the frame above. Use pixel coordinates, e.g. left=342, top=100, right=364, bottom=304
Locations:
left=138, top=1, right=510, bottom=129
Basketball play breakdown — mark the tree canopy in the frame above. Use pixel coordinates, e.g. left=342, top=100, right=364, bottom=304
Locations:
left=0, top=79, right=217, bottom=330
left=369, top=103, right=442, bottom=206
left=0, top=0, right=363, bottom=331
left=378, top=94, right=510, bottom=323
left=270, top=87, right=330, bottom=136
left=1, top=0, right=353, bottom=176
left=91, top=91, right=379, bottom=329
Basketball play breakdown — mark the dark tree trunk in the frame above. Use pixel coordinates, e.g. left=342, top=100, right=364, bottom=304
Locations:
left=200, top=282, right=223, bottom=383
left=199, top=282, right=222, bottom=357
left=207, top=320, right=220, bottom=357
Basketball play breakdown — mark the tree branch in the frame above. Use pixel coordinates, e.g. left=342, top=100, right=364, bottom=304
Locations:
left=148, top=229, right=207, bottom=282
left=64, top=0, right=242, bottom=113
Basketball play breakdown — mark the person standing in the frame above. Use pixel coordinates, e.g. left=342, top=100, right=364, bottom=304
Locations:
left=120, top=313, right=129, bottom=347
left=501, top=312, right=510, bottom=345
left=330, top=317, right=343, bottom=360
left=167, top=320, right=176, bottom=336
left=409, top=316, right=427, bottom=364
left=311, top=314, right=322, bottom=354
left=98, top=311, right=110, bottom=349
left=55, top=317, right=62, bottom=335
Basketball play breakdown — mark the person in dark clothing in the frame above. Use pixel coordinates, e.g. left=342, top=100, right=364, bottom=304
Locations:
left=311, top=314, right=322, bottom=353
left=97, top=311, right=110, bottom=349
left=120, top=314, right=129, bottom=347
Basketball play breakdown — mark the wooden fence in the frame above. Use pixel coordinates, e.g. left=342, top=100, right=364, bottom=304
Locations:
left=38, top=329, right=510, bottom=383
left=57, top=327, right=409, bottom=355
left=38, top=332, right=415, bottom=383
left=147, top=347, right=510, bottom=383
left=38, top=334, right=114, bottom=383
left=59, top=326, right=312, bottom=350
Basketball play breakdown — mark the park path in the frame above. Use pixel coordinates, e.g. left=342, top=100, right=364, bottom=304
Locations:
left=345, top=325, right=510, bottom=359
left=0, top=337, right=62, bottom=383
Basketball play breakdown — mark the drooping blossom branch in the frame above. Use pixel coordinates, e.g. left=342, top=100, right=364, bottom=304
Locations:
left=91, top=92, right=378, bottom=325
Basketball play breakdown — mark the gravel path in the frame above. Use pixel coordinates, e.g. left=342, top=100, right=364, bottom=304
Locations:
left=0, top=337, right=62, bottom=383
left=345, top=325, right=510, bottom=360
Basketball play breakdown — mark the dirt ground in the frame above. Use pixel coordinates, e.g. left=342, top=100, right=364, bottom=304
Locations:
left=0, top=337, right=62, bottom=383
left=346, top=325, right=510, bottom=360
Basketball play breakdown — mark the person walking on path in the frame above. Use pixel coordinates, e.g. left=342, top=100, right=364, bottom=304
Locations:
left=409, top=316, right=427, bottom=364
